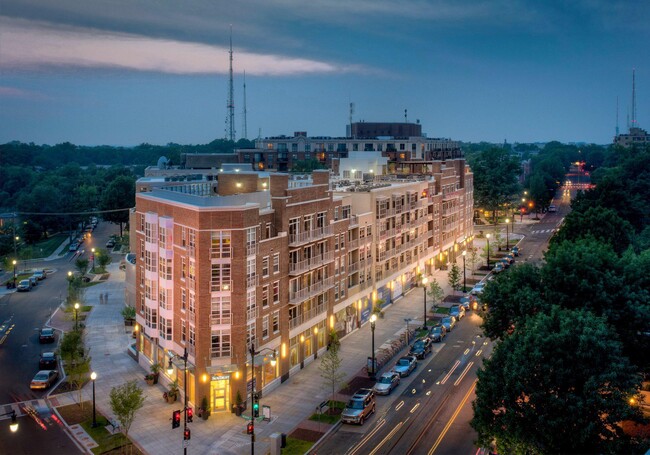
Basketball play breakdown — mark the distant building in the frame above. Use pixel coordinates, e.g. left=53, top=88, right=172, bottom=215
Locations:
left=614, top=127, right=650, bottom=148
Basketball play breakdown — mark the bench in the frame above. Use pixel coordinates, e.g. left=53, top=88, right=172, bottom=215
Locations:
left=107, top=419, right=121, bottom=434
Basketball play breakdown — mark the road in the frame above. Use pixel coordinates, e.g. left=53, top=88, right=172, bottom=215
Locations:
left=0, top=221, right=118, bottom=448
left=316, top=170, right=590, bottom=455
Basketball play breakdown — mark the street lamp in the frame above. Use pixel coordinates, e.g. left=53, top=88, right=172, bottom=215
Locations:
left=505, top=218, right=510, bottom=250
left=421, top=276, right=428, bottom=329
left=248, top=344, right=277, bottom=455
left=12, top=259, right=17, bottom=288
left=369, top=314, right=377, bottom=378
left=91, top=248, right=96, bottom=273
left=14, top=235, right=19, bottom=262
left=168, top=349, right=190, bottom=455
left=486, top=234, right=491, bottom=269
left=90, top=372, right=97, bottom=428
left=74, top=303, right=80, bottom=331
left=1, top=410, right=18, bottom=433
left=461, top=250, right=467, bottom=293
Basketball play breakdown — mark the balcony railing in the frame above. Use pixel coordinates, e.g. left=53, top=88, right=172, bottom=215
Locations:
left=289, top=276, right=335, bottom=304
left=377, top=248, right=395, bottom=262
left=288, top=251, right=334, bottom=275
left=211, top=246, right=232, bottom=260
left=211, top=315, right=232, bottom=326
left=349, top=215, right=359, bottom=227
left=246, top=243, right=258, bottom=256
left=246, top=275, right=258, bottom=289
left=347, top=238, right=359, bottom=250
left=289, top=225, right=333, bottom=246
left=288, top=303, right=327, bottom=329
left=348, top=261, right=359, bottom=273
left=246, top=306, right=258, bottom=321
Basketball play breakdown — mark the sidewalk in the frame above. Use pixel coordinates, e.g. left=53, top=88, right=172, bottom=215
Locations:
left=46, top=225, right=535, bottom=455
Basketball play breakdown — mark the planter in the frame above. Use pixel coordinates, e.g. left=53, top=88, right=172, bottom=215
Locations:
left=234, top=405, right=243, bottom=416
left=152, top=373, right=159, bottom=384
left=145, top=378, right=154, bottom=386
left=167, top=395, right=177, bottom=404
left=202, top=411, right=210, bottom=421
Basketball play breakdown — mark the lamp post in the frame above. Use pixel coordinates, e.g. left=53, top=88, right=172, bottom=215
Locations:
left=74, top=303, right=80, bottom=331
left=505, top=218, right=510, bottom=250
left=14, top=235, right=19, bottom=262
left=486, top=234, right=491, bottom=269
left=248, top=344, right=277, bottom=455
left=404, top=318, right=412, bottom=346
left=12, top=259, right=17, bottom=288
left=421, top=276, right=428, bottom=329
left=461, top=250, right=467, bottom=293
left=91, top=247, right=96, bottom=273
left=167, top=348, right=189, bottom=455
left=1, top=410, right=18, bottom=433
left=369, top=314, right=377, bottom=378
left=90, top=372, right=97, bottom=428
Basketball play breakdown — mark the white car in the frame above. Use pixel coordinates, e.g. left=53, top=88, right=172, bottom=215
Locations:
left=471, top=283, right=485, bottom=295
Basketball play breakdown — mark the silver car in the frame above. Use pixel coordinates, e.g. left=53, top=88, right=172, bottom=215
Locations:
left=373, top=372, right=400, bottom=395
left=391, top=356, right=417, bottom=377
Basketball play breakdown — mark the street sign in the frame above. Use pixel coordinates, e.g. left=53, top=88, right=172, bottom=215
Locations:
left=262, top=405, right=271, bottom=422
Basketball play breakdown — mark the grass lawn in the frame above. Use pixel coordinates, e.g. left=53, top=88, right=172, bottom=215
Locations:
left=435, top=306, right=450, bottom=314
left=308, top=400, right=345, bottom=425
left=282, top=437, right=315, bottom=455
left=81, top=416, right=143, bottom=455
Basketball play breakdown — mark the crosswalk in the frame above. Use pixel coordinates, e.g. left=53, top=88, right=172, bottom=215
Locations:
left=0, top=399, right=48, bottom=419
left=531, top=229, right=556, bottom=234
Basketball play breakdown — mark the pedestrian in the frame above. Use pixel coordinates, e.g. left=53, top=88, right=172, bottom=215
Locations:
left=105, top=291, right=109, bottom=304
left=99, top=293, right=104, bottom=305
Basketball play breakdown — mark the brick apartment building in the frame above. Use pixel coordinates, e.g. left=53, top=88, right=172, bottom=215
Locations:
left=132, top=150, right=473, bottom=417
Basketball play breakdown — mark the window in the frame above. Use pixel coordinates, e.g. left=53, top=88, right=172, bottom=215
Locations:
left=159, top=288, right=168, bottom=310
left=211, top=263, right=231, bottom=291
left=265, top=223, right=272, bottom=239
left=340, top=233, right=345, bottom=250
left=273, top=253, right=280, bottom=274
left=139, top=213, right=145, bottom=231
left=340, top=280, right=346, bottom=298
left=159, top=226, right=167, bottom=249
left=211, top=295, right=231, bottom=325
left=211, top=330, right=231, bottom=358
left=335, top=236, right=339, bottom=251
left=145, top=250, right=157, bottom=272
left=272, top=311, right=280, bottom=333
left=262, top=316, right=269, bottom=339
left=273, top=281, right=280, bottom=304
left=181, top=257, right=186, bottom=279
left=211, top=231, right=231, bottom=259
left=181, top=227, right=187, bottom=247
left=181, top=289, right=187, bottom=311
left=334, top=258, right=339, bottom=275
left=181, top=320, right=186, bottom=342
left=144, top=222, right=153, bottom=243
left=189, top=326, right=195, bottom=347
left=334, top=283, right=339, bottom=300
left=159, top=317, right=172, bottom=340
left=317, top=212, right=326, bottom=229
left=247, top=322, right=256, bottom=349
left=262, top=285, right=269, bottom=308
left=188, top=292, right=195, bottom=315
left=262, top=256, right=269, bottom=277
left=159, top=257, right=172, bottom=280
left=139, top=239, right=144, bottom=259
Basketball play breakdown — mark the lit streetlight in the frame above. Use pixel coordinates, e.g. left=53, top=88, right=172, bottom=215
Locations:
left=486, top=234, right=491, bottom=269
left=247, top=345, right=277, bottom=455
left=90, top=372, right=97, bottom=428
left=369, top=314, right=377, bottom=378
left=74, top=303, right=80, bottom=331
left=461, top=250, right=467, bottom=293
left=505, top=218, right=510, bottom=250
left=1, top=410, right=18, bottom=432
left=421, top=276, right=428, bottom=329
left=12, top=259, right=17, bottom=288
left=91, top=248, right=96, bottom=273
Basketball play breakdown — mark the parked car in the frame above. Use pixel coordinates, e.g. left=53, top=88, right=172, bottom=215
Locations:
left=106, top=239, right=116, bottom=248
left=39, top=352, right=58, bottom=370
left=441, top=316, right=457, bottom=332
left=409, top=338, right=433, bottom=359
left=373, top=372, right=400, bottom=395
left=429, top=324, right=446, bottom=342
left=471, top=283, right=485, bottom=295
left=493, top=263, right=505, bottom=274
left=504, top=253, right=515, bottom=264
left=69, top=242, right=79, bottom=252
left=449, top=304, right=465, bottom=320
left=33, top=270, right=47, bottom=280
left=39, top=328, right=55, bottom=343
left=28, top=275, right=39, bottom=287
left=459, top=296, right=473, bottom=312
left=17, top=279, right=31, bottom=292
left=498, top=258, right=510, bottom=269
left=341, top=388, right=376, bottom=425
left=511, top=246, right=520, bottom=257
left=392, top=356, right=417, bottom=377
left=30, top=370, right=58, bottom=390
left=548, top=204, right=557, bottom=213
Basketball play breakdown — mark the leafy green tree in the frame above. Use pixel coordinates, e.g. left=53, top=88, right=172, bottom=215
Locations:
left=68, top=357, right=91, bottom=409
left=75, top=258, right=89, bottom=276
left=427, top=278, right=445, bottom=312
left=100, top=175, right=135, bottom=236
left=291, top=159, right=326, bottom=172
left=319, top=332, right=346, bottom=412
left=467, top=246, right=480, bottom=275
left=472, top=307, right=642, bottom=455
left=550, top=206, right=635, bottom=254
left=468, top=148, right=521, bottom=224
left=109, top=380, right=145, bottom=437
left=480, top=263, right=547, bottom=339
left=96, top=248, right=112, bottom=270
left=447, top=263, right=461, bottom=295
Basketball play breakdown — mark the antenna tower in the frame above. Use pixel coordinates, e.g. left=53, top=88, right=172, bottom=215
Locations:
left=631, top=68, right=637, bottom=129
left=226, top=25, right=236, bottom=142
left=242, top=71, right=248, bottom=140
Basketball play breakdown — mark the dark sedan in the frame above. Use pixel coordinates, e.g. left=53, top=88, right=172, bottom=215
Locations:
left=39, top=328, right=55, bottom=343
left=429, top=325, right=446, bottom=342
left=409, top=338, right=432, bottom=359
left=39, top=352, right=58, bottom=370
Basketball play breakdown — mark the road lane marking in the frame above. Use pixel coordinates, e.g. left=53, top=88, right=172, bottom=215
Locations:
left=454, top=361, right=474, bottom=386
left=410, top=403, right=420, bottom=413
left=369, top=421, right=403, bottom=455
left=463, top=348, right=470, bottom=355
left=395, top=400, right=404, bottom=411
left=348, top=418, right=386, bottom=455
left=428, top=381, right=477, bottom=455
left=440, top=360, right=460, bottom=384
left=475, top=350, right=482, bottom=357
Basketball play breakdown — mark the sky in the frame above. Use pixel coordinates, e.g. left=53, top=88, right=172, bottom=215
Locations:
left=0, top=0, right=648, bottom=146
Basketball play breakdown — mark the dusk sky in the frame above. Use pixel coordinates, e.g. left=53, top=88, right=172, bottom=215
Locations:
left=1, top=0, right=648, bottom=146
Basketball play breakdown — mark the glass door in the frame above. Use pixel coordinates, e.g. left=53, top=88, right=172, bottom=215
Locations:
left=211, top=378, right=230, bottom=412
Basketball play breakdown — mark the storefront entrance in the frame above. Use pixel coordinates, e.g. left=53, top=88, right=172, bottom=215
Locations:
left=210, top=376, right=231, bottom=412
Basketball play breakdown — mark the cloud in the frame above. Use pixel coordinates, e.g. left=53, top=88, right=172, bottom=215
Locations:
left=0, top=86, right=50, bottom=100
left=0, top=17, right=360, bottom=76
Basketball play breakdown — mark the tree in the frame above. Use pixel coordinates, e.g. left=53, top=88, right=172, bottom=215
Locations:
left=96, top=248, right=112, bottom=270
left=447, top=263, right=461, bottom=295
left=100, top=175, right=135, bottom=236
left=467, top=246, right=480, bottom=276
left=68, top=357, right=91, bottom=409
left=427, top=279, right=445, bottom=312
left=75, top=258, right=89, bottom=276
left=480, top=263, right=547, bottom=340
left=109, top=380, right=145, bottom=437
left=472, top=307, right=642, bottom=455
left=319, top=334, right=345, bottom=413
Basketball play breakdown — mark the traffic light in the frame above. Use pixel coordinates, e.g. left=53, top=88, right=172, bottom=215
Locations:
left=184, top=428, right=191, bottom=441
left=172, top=410, right=181, bottom=429
left=252, top=393, right=260, bottom=418
left=186, top=407, right=193, bottom=423
left=247, top=421, right=254, bottom=435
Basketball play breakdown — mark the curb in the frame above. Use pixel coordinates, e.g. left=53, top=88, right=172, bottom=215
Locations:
left=305, top=420, right=343, bottom=455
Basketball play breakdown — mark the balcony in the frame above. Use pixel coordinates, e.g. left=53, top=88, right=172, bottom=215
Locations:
left=188, top=245, right=196, bottom=257
left=348, top=261, right=359, bottom=273
left=246, top=243, right=258, bottom=256
left=377, top=248, right=395, bottom=262
left=289, top=303, right=327, bottom=329
left=289, top=276, right=335, bottom=305
left=379, top=227, right=396, bottom=240
left=288, top=251, right=334, bottom=275
left=289, top=225, right=333, bottom=246
left=348, top=238, right=359, bottom=250
left=246, top=306, right=258, bottom=322
left=246, top=275, right=258, bottom=289
left=349, top=215, right=359, bottom=227
left=211, top=315, right=232, bottom=326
